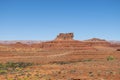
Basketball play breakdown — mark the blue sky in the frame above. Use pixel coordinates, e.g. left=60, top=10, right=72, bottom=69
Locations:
left=0, top=0, right=120, bottom=40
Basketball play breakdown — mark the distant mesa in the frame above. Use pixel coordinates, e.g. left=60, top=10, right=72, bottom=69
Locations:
left=9, top=42, right=29, bottom=48
left=55, top=33, right=74, bottom=41
left=84, top=38, right=106, bottom=42
left=84, top=38, right=110, bottom=47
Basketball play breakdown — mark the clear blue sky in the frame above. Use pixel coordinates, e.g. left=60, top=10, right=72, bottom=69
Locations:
left=0, top=0, right=120, bottom=40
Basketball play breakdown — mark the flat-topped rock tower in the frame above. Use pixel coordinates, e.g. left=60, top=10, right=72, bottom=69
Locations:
left=55, top=33, right=74, bottom=40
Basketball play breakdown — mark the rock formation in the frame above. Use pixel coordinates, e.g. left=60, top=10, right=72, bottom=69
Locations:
left=84, top=38, right=111, bottom=46
left=8, top=42, right=29, bottom=48
left=84, top=38, right=106, bottom=42
left=55, top=33, right=74, bottom=40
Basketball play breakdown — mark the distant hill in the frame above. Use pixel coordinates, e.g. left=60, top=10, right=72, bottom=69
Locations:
left=0, top=40, right=43, bottom=44
left=84, top=38, right=106, bottom=42
left=109, top=40, right=120, bottom=44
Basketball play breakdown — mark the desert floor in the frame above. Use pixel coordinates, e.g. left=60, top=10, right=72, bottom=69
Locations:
left=0, top=46, right=120, bottom=80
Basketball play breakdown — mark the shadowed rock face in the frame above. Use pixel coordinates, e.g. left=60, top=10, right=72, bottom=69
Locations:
left=55, top=33, right=74, bottom=40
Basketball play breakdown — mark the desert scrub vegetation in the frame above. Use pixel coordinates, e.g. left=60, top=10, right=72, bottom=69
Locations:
left=107, top=56, right=115, bottom=61
left=116, top=49, right=120, bottom=51
left=51, top=59, right=93, bottom=65
left=0, top=62, right=33, bottom=75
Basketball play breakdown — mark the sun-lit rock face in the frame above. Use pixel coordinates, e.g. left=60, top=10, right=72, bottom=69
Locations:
left=55, top=33, right=74, bottom=40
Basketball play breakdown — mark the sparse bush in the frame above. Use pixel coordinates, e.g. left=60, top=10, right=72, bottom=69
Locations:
left=116, top=49, right=120, bottom=51
left=51, top=61, right=71, bottom=65
left=0, top=62, right=33, bottom=75
left=6, top=62, right=33, bottom=68
left=69, top=69, right=76, bottom=74
left=82, top=59, right=92, bottom=62
left=51, top=59, right=92, bottom=65
left=88, top=71, right=94, bottom=77
left=0, top=69, right=7, bottom=74
left=107, top=56, right=115, bottom=61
